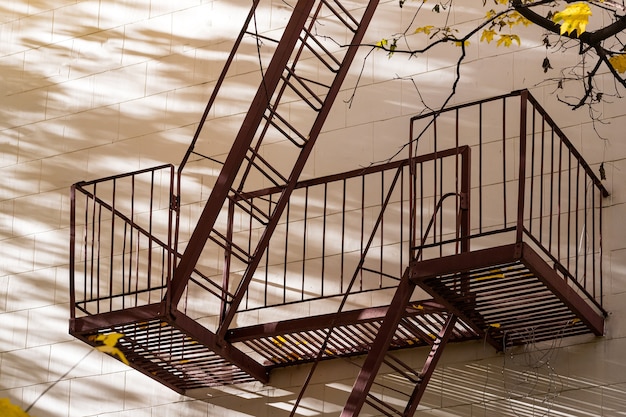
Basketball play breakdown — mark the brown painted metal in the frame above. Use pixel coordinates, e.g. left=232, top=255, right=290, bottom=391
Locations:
left=215, top=0, right=381, bottom=339
left=169, top=0, right=319, bottom=306
left=340, top=268, right=419, bottom=417
left=516, top=90, right=528, bottom=243
left=340, top=146, right=472, bottom=417
left=403, top=315, right=457, bottom=416
left=226, top=301, right=448, bottom=342
left=521, top=242, right=604, bottom=335
left=226, top=300, right=478, bottom=368
left=70, top=304, right=163, bottom=334
left=69, top=85, right=609, bottom=404
left=412, top=242, right=604, bottom=350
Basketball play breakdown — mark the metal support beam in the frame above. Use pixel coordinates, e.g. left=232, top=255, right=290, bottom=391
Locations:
left=169, top=0, right=317, bottom=307
left=215, top=0, right=381, bottom=339
left=340, top=269, right=416, bottom=417
left=226, top=300, right=448, bottom=342
left=403, top=315, right=457, bottom=416
left=521, top=243, right=605, bottom=335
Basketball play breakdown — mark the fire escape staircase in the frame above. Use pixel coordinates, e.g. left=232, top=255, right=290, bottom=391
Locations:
left=69, top=1, right=609, bottom=415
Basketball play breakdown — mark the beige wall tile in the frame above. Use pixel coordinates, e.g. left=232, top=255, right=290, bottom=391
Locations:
left=1, top=2, right=626, bottom=416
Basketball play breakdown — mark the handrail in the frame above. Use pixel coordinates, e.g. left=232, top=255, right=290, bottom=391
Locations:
left=177, top=0, right=261, bottom=175
left=525, top=92, right=609, bottom=197
left=410, top=89, right=608, bottom=310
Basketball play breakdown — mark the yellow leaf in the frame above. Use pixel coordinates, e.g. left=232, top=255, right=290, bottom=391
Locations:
left=496, top=34, right=521, bottom=47
left=0, top=398, right=33, bottom=417
left=94, top=332, right=130, bottom=365
left=609, top=54, right=626, bottom=73
left=481, top=29, right=497, bottom=43
left=474, top=269, right=505, bottom=281
left=454, top=40, right=470, bottom=47
left=552, top=3, right=592, bottom=36
left=485, top=9, right=496, bottom=20
left=511, top=11, right=532, bottom=27
left=375, top=38, right=388, bottom=47
left=415, top=25, right=435, bottom=35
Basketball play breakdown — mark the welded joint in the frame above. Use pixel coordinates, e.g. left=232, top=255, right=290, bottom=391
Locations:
left=459, top=192, right=469, bottom=210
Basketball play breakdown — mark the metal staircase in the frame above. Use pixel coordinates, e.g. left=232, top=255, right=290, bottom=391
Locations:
left=171, top=0, right=380, bottom=341
left=69, top=1, right=609, bottom=414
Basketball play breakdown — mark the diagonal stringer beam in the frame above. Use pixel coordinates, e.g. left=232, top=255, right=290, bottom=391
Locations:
left=403, top=314, right=456, bottom=416
left=340, top=266, right=457, bottom=417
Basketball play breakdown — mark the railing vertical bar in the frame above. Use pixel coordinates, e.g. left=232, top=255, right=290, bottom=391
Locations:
left=575, top=163, right=581, bottom=281
left=122, top=221, right=128, bottom=309
left=134, top=229, right=141, bottom=307
left=161, top=247, right=166, bottom=302
left=479, top=103, right=483, bottom=234
left=169, top=165, right=178, bottom=309
left=302, top=187, right=309, bottom=300
left=557, top=137, right=563, bottom=263
left=341, top=179, right=346, bottom=292
left=322, top=183, right=328, bottom=295
left=592, top=184, right=596, bottom=299
left=529, top=106, right=536, bottom=236
left=502, top=97, right=508, bottom=228
left=130, top=174, right=136, bottom=307
left=539, top=115, right=546, bottom=244
left=516, top=92, right=528, bottom=243
left=599, top=194, right=604, bottom=308
left=584, top=177, right=589, bottom=291
left=109, top=179, right=117, bottom=312
left=461, top=146, right=471, bottom=287
left=548, top=128, right=555, bottom=253
left=400, top=167, right=404, bottom=277
left=439, top=148, right=444, bottom=257
left=432, top=118, right=437, bottom=247
left=246, top=198, right=254, bottom=309
left=455, top=108, right=460, bottom=251
left=360, top=176, right=365, bottom=291
left=70, top=185, right=77, bottom=319
left=88, top=186, right=95, bottom=308
left=88, top=185, right=96, bottom=306
left=96, top=204, right=102, bottom=314
left=265, top=194, right=272, bottom=307
left=409, top=120, right=415, bottom=258
left=283, top=200, right=290, bottom=304
left=147, top=170, right=155, bottom=303
left=567, top=152, right=572, bottom=274
left=379, top=171, right=384, bottom=288
left=419, top=162, right=424, bottom=260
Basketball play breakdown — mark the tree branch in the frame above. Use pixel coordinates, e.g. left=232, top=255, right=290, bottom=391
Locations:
left=513, top=0, right=626, bottom=44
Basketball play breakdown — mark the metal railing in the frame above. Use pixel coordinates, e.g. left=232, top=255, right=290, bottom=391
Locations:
left=410, top=90, right=609, bottom=310
left=70, top=165, right=176, bottom=318
left=207, top=147, right=470, bottom=315
left=69, top=90, right=608, bottom=323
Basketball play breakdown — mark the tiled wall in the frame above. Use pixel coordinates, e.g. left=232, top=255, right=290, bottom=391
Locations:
left=1, top=1, right=625, bottom=416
